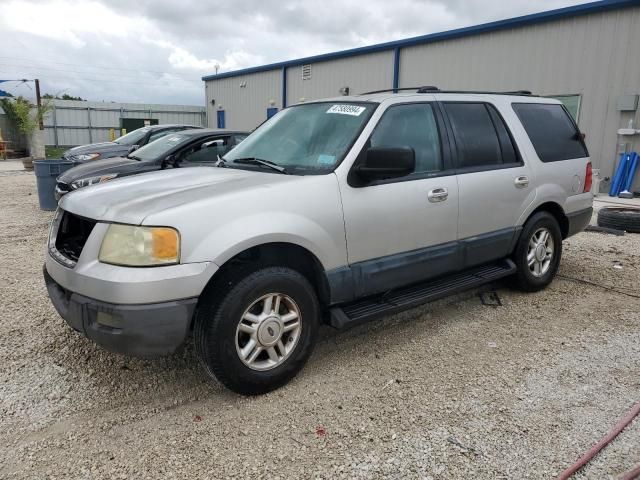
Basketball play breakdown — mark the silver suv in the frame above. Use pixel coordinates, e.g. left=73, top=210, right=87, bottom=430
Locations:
left=44, top=88, right=594, bottom=395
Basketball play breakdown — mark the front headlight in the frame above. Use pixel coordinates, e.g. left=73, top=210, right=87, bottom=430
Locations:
left=73, top=153, right=101, bottom=162
left=71, top=174, right=117, bottom=189
left=99, top=224, right=180, bottom=267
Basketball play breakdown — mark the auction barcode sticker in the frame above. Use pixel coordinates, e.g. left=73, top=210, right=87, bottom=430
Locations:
left=326, top=105, right=366, bottom=116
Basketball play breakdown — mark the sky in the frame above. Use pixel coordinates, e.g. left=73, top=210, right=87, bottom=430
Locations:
left=0, top=0, right=585, bottom=106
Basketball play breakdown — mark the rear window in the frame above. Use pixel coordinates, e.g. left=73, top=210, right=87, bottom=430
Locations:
left=512, top=103, right=588, bottom=162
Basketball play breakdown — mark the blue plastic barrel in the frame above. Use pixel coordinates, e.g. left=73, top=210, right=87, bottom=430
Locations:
left=33, top=159, right=74, bottom=211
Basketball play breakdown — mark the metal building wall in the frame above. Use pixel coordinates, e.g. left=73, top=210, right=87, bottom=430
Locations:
left=399, top=6, right=640, bottom=178
left=202, top=3, right=640, bottom=178
left=42, top=100, right=206, bottom=147
left=285, top=51, right=394, bottom=105
left=205, top=69, right=281, bottom=131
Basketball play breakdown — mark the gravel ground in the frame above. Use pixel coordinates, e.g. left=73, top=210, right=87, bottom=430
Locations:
left=1, top=172, right=639, bottom=479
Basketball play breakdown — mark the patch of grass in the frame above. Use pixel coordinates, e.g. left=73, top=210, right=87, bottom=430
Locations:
left=45, top=146, right=67, bottom=159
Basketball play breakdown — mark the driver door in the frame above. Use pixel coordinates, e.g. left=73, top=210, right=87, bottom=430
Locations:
left=340, top=102, right=460, bottom=298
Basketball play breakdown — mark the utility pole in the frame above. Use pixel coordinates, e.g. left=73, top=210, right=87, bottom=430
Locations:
left=34, top=78, right=43, bottom=130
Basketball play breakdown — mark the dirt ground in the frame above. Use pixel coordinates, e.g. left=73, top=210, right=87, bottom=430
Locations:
left=1, top=171, right=639, bottom=479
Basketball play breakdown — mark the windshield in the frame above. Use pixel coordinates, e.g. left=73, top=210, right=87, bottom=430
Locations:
left=129, top=134, right=191, bottom=161
left=224, top=102, right=376, bottom=173
left=115, top=127, right=150, bottom=146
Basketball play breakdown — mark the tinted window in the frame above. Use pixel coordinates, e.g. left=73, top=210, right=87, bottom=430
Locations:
left=487, top=106, right=518, bottom=164
left=129, top=134, right=190, bottom=161
left=444, top=103, right=503, bottom=168
left=513, top=103, right=588, bottom=162
left=183, top=137, right=230, bottom=163
left=370, top=104, right=442, bottom=173
left=149, top=128, right=178, bottom=143
left=114, top=127, right=150, bottom=146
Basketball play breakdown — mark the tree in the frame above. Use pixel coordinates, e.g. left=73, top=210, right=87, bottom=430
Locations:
left=43, top=93, right=85, bottom=101
left=0, top=96, right=53, bottom=158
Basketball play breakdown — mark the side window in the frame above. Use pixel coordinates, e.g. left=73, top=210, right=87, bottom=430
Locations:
left=369, top=103, right=442, bottom=173
left=487, top=105, right=518, bottom=165
left=182, top=137, right=230, bottom=163
left=149, top=129, right=177, bottom=143
left=444, top=103, right=506, bottom=169
left=512, top=103, right=588, bottom=162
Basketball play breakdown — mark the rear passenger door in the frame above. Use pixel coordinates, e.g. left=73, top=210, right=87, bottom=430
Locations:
left=442, top=101, right=534, bottom=268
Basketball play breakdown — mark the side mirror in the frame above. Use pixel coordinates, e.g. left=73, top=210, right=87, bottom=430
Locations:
left=128, top=145, right=140, bottom=153
left=355, top=147, right=415, bottom=182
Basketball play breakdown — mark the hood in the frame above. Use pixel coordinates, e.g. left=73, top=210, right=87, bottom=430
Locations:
left=59, top=167, right=300, bottom=225
left=63, top=142, right=130, bottom=161
left=57, top=156, right=140, bottom=183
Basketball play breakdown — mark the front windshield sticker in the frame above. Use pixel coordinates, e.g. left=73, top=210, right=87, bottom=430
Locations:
left=317, top=154, right=335, bottom=165
left=326, top=104, right=366, bottom=116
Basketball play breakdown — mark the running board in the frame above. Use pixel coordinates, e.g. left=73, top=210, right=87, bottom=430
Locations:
left=328, top=259, right=516, bottom=329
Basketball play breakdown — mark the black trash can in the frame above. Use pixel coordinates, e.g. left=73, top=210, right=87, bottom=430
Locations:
left=33, top=159, right=74, bottom=211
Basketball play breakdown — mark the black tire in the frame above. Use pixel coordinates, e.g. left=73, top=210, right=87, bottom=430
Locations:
left=597, top=207, right=640, bottom=233
left=513, top=211, right=563, bottom=292
left=194, top=266, right=319, bottom=395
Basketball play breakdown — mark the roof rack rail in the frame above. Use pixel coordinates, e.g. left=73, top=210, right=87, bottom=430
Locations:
left=359, top=87, right=536, bottom=96
left=360, top=86, right=440, bottom=95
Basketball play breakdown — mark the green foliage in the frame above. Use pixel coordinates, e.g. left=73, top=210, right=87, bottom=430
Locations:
left=43, top=93, right=85, bottom=101
left=45, top=146, right=67, bottom=159
left=0, top=96, right=53, bottom=135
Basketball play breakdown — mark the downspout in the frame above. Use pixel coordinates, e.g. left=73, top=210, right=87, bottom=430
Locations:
left=392, top=47, right=400, bottom=93
left=282, top=66, right=287, bottom=109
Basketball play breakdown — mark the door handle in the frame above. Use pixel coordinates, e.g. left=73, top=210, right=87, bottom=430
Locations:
left=428, top=187, right=448, bottom=203
left=514, top=176, right=529, bottom=188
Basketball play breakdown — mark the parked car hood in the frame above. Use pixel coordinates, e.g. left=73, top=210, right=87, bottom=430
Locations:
left=57, top=156, right=141, bottom=183
left=59, top=167, right=299, bottom=225
left=63, top=142, right=130, bottom=161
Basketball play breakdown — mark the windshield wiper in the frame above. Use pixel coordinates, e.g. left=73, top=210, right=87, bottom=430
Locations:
left=232, top=157, right=288, bottom=174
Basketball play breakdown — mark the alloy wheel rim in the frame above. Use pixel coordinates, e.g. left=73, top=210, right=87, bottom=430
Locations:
left=527, top=227, right=554, bottom=277
left=235, top=293, right=302, bottom=371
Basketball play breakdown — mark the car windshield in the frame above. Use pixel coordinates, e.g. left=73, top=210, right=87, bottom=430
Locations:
left=114, top=127, right=151, bottom=146
left=128, top=134, right=191, bottom=161
left=223, top=102, right=376, bottom=173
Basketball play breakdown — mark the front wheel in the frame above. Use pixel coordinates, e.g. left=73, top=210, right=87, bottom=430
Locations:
left=194, top=267, right=319, bottom=395
left=513, top=211, right=563, bottom=292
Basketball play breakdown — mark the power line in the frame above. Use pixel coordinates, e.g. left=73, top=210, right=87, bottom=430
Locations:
left=0, top=55, right=208, bottom=79
left=0, top=62, right=202, bottom=83
left=0, top=69, right=201, bottom=86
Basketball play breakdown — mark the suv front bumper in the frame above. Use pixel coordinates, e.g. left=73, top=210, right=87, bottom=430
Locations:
left=44, top=265, right=197, bottom=357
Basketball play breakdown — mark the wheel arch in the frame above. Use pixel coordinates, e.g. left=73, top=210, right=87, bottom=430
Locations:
left=198, top=241, right=332, bottom=309
left=525, top=201, right=569, bottom=239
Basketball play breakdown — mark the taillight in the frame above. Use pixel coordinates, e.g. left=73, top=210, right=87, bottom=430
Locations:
left=584, top=161, right=593, bottom=193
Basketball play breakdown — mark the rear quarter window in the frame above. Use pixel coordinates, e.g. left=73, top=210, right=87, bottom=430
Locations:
left=512, top=103, right=588, bottom=162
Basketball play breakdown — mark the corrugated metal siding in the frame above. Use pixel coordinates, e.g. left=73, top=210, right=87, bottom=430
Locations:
left=400, top=6, right=640, bottom=176
left=40, top=100, right=206, bottom=147
left=285, top=51, right=394, bottom=104
left=205, top=69, right=281, bottom=131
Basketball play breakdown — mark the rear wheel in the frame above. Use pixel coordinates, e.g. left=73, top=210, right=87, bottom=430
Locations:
left=513, top=211, right=562, bottom=292
left=194, top=267, right=319, bottom=395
